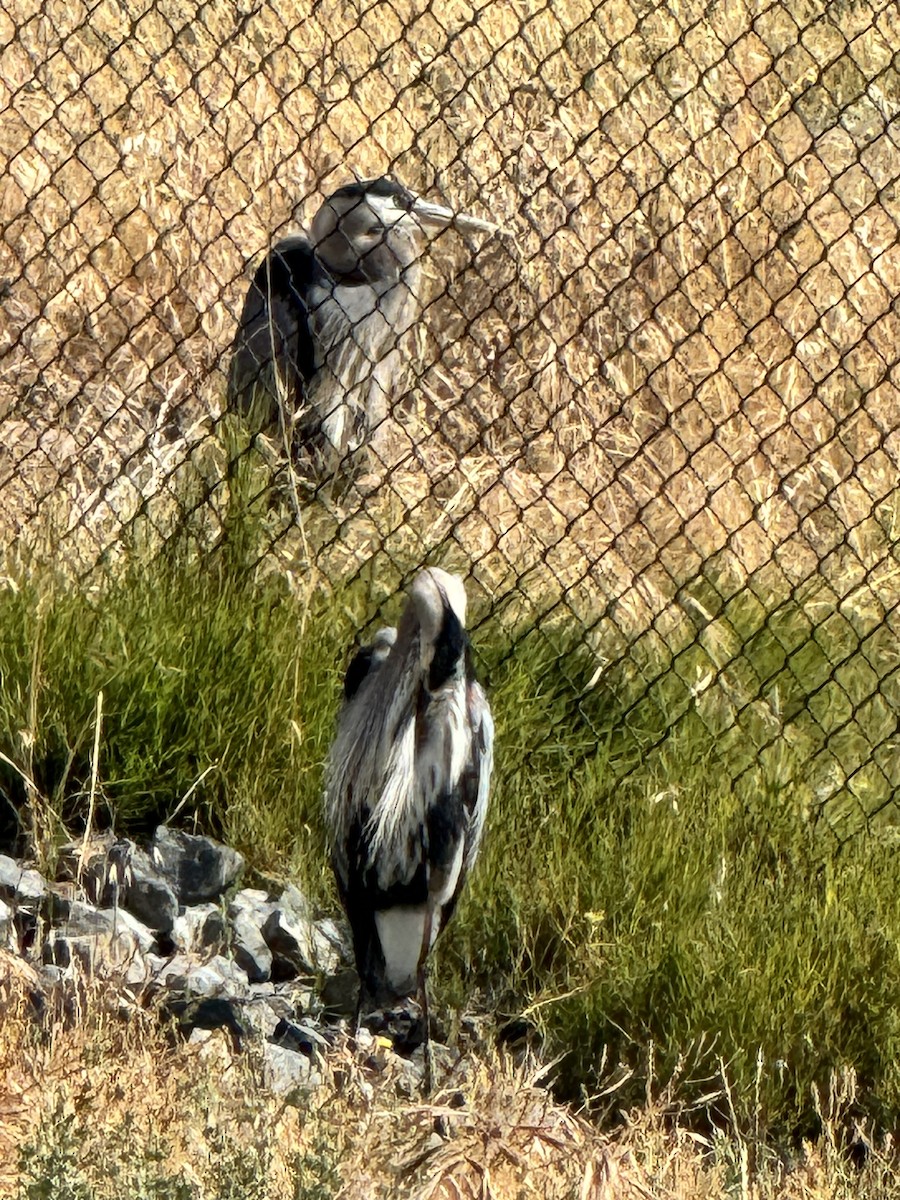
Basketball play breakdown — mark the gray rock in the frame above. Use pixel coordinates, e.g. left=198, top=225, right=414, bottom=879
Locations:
left=40, top=897, right=156, bottom=975
left=153, top=953, right=250, bottom=1001
left=78, top=838, right=136, bottom=907
left=241, top=996, right=286, bottom=1039
left=262, top=905, right=343, bottom=977
left=0, top=855, right=46, bottom=905
left=270, top=1017, right=331, bottom=1055
left=170, top=996, right=245, bottom=1048
left=321, top=968, right=359, bottom=1016
left=313, top=917, right=348, bottom=972
left=277, top=883, right=312, bottom=923
left=151, top=826, right=244, bottom=904
left=55, top=834, right=116, bottom=890
left=120, top=848, right=179, bottom=933
left=231, top=909, right=273, bottom=983
left=0, top=897, right=12, bottom=948
left=42, top=884, right=76, bottom=923
left=228, top=888, right=274, bottom=918
left=261, top=1041, right=321, bottom=1095
left=39, top=963, right=67, bottom=986
left=59, top=901, right=157, bottom=954
left=58, top=839, right=177, bottom=933
left=171, top=903, right=227, bottom=954
left=42, top=925, right=149, bottom=974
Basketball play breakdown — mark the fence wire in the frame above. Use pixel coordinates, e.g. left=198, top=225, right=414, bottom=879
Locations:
left=2, top=0, right=900, bottom=841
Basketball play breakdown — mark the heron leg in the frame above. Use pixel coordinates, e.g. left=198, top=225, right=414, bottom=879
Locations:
left=418, top=909, right=434, bottom=1095
left=353, top=980, right=364, bottom=1039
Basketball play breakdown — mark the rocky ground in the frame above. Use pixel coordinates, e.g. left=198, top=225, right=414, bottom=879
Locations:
left=0, top=826, right=438, bottom=1100
left=2, top=830, right=897, bottom=1198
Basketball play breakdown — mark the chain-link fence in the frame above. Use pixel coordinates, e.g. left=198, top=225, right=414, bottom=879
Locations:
left=2, top=0, right=900, bottom=841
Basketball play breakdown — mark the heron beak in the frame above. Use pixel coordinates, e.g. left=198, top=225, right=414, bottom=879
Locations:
left=407, top=197, right=503, bottom=236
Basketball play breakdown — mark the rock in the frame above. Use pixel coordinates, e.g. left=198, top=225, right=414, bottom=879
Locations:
left=39, top=963, right=67, bottom=987
left=78, top=838, right=135, bottom=907
left=261, top=1041, right=321, bottom=1095
left=168, top=996, right=246, bottom=1049
left=42, top=925, right=150, bottom=975
left=59, top=839, right=177, bottom=932
left=270, top=1017, right=331, bottom=1055
left=262, top=905, right=344, bottom=978
left=151, top=826, right=244, bottom=904
left=171, top=903, right=227, bottom=955
left=240, top=997, right=283, bottom=1039
left=228, top=888, right=275, bottom=919
left=41, top=901, right=157, bottom=975
left=313, top=917, right=348, bottom=972
left=59, top=901, right=157, bottom=954
left=321, top=968, right=358, bottom=1016
left=277, top=884, right=311, bottom=922
left=42, top=883, right=76, bottom=923
left=55, top=834, right=116, bottom=891
left=0, top=855, right=46, bottom=906
left=120, top=848, right=179, bottom=933
left=231, top=909, right=272, bottom=983
left=0, top=897, right=13, bottom=948
left=153, top=953, right=250, bottom=1001
left=227, top=889, right=277, bottom=983
left=362, top=1005, right=427, bottom=1054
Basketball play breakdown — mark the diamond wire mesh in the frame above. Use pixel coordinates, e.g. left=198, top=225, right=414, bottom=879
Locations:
left=2, top=0, right=900, bottom=841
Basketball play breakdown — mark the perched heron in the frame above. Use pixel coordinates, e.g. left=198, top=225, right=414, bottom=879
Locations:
left=227, top=177, right=500, bottom=476
left=324, top=567, right=493, bottom=1088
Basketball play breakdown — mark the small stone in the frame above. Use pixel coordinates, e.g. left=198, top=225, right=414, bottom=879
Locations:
left=151, top=826, right=244, bottom=904
left=228, top=888, right=272, bottom=913
left=240, top=997, right=284, bottom=1039
left=262, top=906, right=342, bottom=977
left=42, top=884, right=76, bottom=923
left=170, top=996, right=245, bottom=1048
left=321, top=968, right=358, bottom=1016
left=120, top=848, right=179, bottom=934
left=125, top=953, right=153, bottom=988
left=60, top=901, right=157, bottom=954
left=171, top=904, right=227, bottom=954
left=153, top=953, right=250, bottom=1001
left=312, top=917, right=348, bottom=973
left=39, top=964, right=66, bottom=987
left=261, top=1041, right=321, bottom=1095
left=269, top=1017, right=330, bottom=1055
left=42, top=928, right=149, bottom=975
left=0, top=855, right=46, bottom=905
left=277, top=884, right=312, bottom=923
left=231, top=909, right=273, bottom=983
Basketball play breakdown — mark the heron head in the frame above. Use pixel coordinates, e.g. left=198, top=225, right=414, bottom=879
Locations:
left=311, top=177, right=500, bottom=287
left=408, top=567, right=468, bottom=649
left=369, top=625, right=398, bottom=663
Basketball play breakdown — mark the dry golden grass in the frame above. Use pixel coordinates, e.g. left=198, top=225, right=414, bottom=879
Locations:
left=2, top=0, right=899, bottom=640
left=3, top=950, right=900, bottom=1198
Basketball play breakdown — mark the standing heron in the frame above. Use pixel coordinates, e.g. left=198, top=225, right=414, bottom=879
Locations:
left=324, top=567, right=493, bottom=1088
left=227, top=177, right=500, bottom=477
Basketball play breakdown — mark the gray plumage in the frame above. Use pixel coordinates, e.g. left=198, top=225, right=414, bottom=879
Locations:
left=227, top=177, right=499, bottom=477
left=323, top=568, right=493, bottom=1080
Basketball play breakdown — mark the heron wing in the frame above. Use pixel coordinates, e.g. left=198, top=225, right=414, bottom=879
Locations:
left=227, top=236, right=321, bottom=427
left=461, top=679, right=494, bottom=876
left=416, top=677, right=493, bottom=939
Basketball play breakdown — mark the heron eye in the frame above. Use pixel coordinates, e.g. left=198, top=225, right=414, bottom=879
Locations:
left=366, top=223, right=384, bottom=236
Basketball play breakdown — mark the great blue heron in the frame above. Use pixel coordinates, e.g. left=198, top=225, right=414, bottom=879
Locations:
left=227, top=177, right=500, bottom=477
left=324, top=567, right=493, bottom=1088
